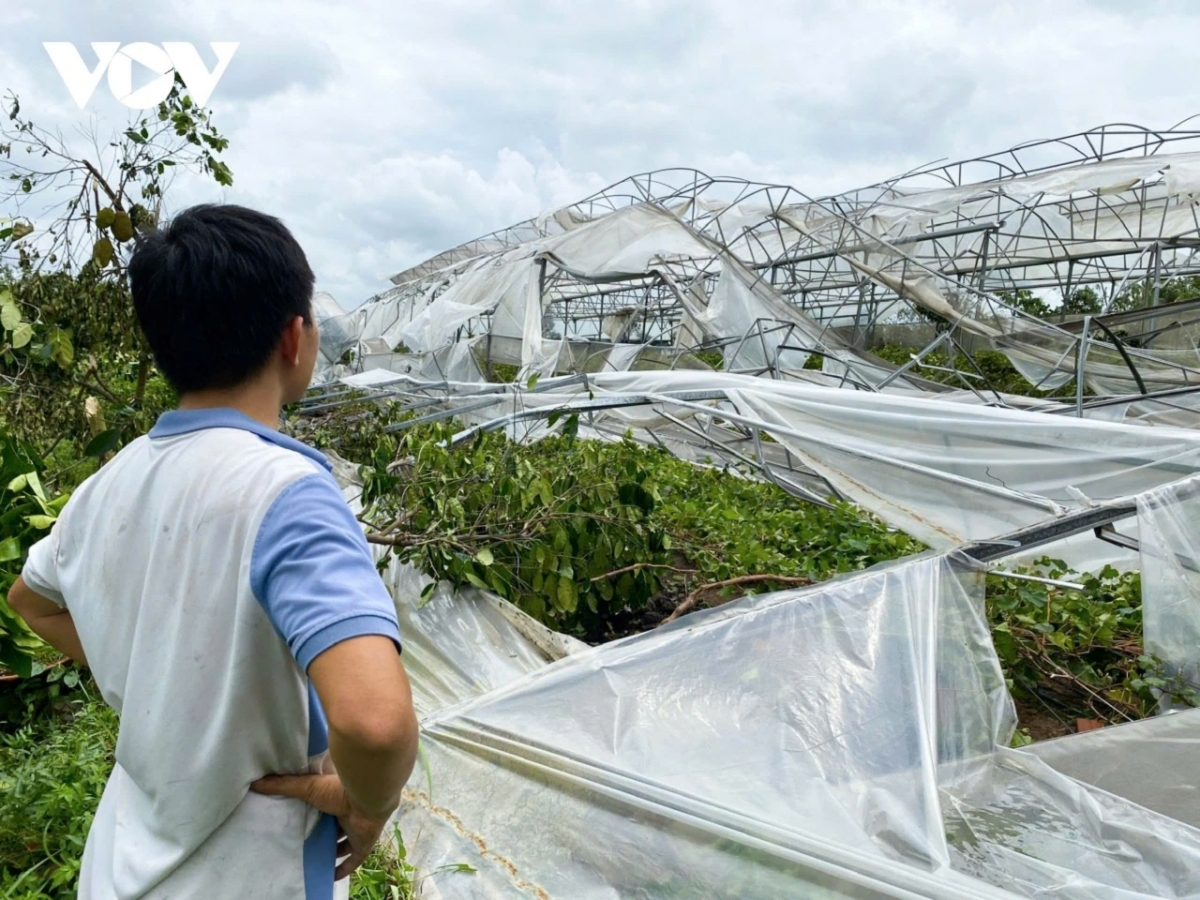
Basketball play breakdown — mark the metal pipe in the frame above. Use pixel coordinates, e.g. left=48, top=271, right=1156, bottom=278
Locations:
left=761, top=221, right=1004, bottom=269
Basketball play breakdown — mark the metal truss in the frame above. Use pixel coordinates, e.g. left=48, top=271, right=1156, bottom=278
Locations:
left=349, top=123, right=1200, bottom=404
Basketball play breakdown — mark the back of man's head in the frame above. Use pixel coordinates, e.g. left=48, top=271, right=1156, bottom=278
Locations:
left=128, top=204, right=315, bottom=394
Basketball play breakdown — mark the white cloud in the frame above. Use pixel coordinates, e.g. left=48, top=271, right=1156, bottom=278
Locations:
left=5, top=0, right=1200, bottom=303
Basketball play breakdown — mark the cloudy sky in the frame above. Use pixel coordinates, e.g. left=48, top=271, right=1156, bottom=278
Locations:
left=4, top=0, right=1200, bottom=305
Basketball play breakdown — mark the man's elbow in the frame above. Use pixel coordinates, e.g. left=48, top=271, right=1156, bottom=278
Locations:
left=332, top=705, right=419, bottom=758
left=8, top=577, right=33, bottom=619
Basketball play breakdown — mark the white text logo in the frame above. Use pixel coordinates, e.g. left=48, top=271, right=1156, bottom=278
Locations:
left=43, top=42, right=239, bottom=110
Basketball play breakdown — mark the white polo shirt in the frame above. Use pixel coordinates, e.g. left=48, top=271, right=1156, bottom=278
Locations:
left=21, top=408, right=402, bottom=900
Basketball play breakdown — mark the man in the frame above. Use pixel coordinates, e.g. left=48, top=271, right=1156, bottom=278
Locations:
left=8, top=204, right=419, bottom=898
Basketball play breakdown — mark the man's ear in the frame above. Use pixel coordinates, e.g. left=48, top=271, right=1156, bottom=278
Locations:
left=279, top=315, right=306, bottom=367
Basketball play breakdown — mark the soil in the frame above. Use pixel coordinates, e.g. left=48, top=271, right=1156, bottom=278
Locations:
left=1014, top=697, right=1075, bottom=741
left=600, top=584, right=690, bottom=641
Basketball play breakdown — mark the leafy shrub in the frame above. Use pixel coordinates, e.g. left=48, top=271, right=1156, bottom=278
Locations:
left=0, top=689, right=116, bottom=898
left=361, top=423, right=670, bottom=641
left=987, top=560, right=1198, bottom=724
left=0, top=429, right=68, bottom=677
left=356, top=420, right=924, bottom=641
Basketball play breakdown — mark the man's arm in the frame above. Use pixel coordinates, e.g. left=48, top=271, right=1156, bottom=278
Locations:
left=253, top=635, right=418, bottom=877
left=310, top=634, right=418, bottom=817
left=8, top=575, right=87, bottom=667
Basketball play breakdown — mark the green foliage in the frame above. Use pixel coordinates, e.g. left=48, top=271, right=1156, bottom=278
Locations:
left=648, top=449, right=922, bottom=585
left=296, top=397, right=413, bottom=465
left=0, top=280, right=79, bottom=376
left=997, top=288, right=1052, bottom=319
left=0, top=75, right=217, bottom=458
left=3, top=77, right=234, bottom=276
left=1062, top=286, right=1102, bottom=315
left=361, top=424, right=671, bottom=640
left=489, top=362, right=519, bottom=383
left=0, top=688, right=116, bottom=898
left=873, top=344, right=1076, bottom=397
left=987, top=560, right=1199, bottom=724
left=1107, top=274, right=1200, bottom=313
left=691, top=348, right=725, bottom=371
left=349, top=824, right=419, bottom=900
left=1009, top=275, right=1200, bottom=318
left=353, top=418, right=923, bottom=640
left=0, top=266, right=176, bottom=460
left=0, top=429, right=68, bottom=677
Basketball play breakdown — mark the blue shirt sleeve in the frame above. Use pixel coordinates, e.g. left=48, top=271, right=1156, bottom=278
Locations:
left=250, top=473, right=401, bottom=671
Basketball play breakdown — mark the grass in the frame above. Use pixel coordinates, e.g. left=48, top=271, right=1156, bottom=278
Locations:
left=0, top=683, right=115, bottom=899
left=349, top=824, right=420, bottom=900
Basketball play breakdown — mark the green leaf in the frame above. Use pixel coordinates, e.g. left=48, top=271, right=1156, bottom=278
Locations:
left=526, top=373, right=540, bottom=390
left=84, top=429, right=122, bottom=458
left=464, top=572, right=489, bottom=591
left=26, top=514, right=56, bottom=529
left=524, top=594, right=545, bottom=620
left=0, top=535, right=21, bottom=561
left=618, top=482, right=655, bottom=515
left=25, top=470, right=46, bottom=502
left=49, top=329, right=74, bottom=367
left=10, top=321, right=32, bottom=348
left=0, top=299, right=20, bottom=331
left=556, top=576, right=577, bottom=613
left=209, top=159, right=234, bottom=187
left=0, top=643, right=33, bottom=678
left=474, top=547, right=494, bottom=566
left=418, top=581, right=437, bottom=608
left=6, top=473, right=27, bottom=492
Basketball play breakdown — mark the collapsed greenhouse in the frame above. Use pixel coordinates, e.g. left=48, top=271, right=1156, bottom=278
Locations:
left=307, top=123, right=1200, bottom=898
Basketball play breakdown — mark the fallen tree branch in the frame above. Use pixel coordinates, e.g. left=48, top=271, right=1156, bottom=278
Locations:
left=662, top=573, right=811, bottom=625
left=589, top=562, right=697, bottom=583
left=0, top=656, right=70, bottom=684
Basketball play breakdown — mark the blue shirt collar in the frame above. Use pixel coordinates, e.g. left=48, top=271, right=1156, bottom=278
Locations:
left=149, top=407, right=332, bottom=472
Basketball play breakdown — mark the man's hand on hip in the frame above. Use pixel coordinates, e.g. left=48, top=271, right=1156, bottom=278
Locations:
left=251, top=773, right=391, bottom=880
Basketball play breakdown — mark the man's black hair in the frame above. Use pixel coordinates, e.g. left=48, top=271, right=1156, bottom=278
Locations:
left=128, top=203, right=315, bottom=394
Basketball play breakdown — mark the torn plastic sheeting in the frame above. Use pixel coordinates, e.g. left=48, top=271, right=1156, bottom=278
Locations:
left=942, top=746, right=1200, bottom=899
left=334, top=367, right=1200, bottom=561
left=857, top=152, right=1200, bottom=236
left=400, top=553, right=1007, bottom=898
left=312, top=290, right=363, bottom=362
left=395, top=551, right=1200, bottom=899
left=322, top=365, right=1193, bottom=567
left=772, top=205, right=1200, bottom=396
left=545, top=370, right=1200, bottom=550
left=1024, top=707, right=1200, bottom=830
left=396, top=299, right=486, bottom=353
left=1137, top=474, right=1200, bottom=702
left=340, top=337, right=487, bottom=387
left=378, top=562, right=585, bottom=718
left=542, top=202, right=713, bottom=275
